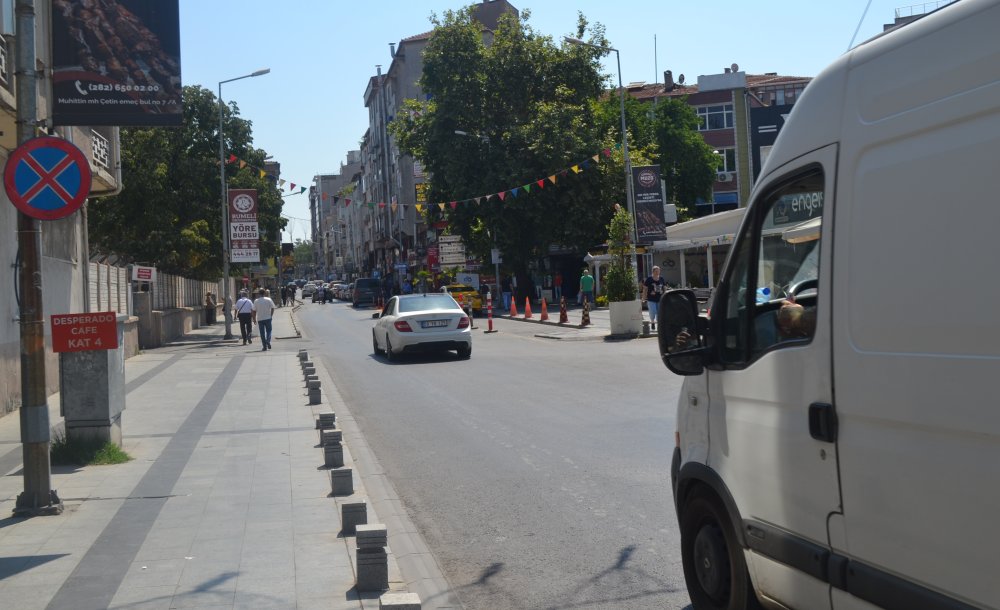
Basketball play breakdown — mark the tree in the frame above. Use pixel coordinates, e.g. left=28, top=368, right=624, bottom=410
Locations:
left=87, top=85, right=284, bottom=280
left=604, top=204, right=636, bottom=302
left=292, top=239, right=313, bottom=274
left=651, top=98, right=721, bottom=220
left=390, top=8, right=620, bottom=290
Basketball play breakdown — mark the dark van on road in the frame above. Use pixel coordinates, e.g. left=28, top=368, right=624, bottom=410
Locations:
left=353, top=278, right=379, bottom=307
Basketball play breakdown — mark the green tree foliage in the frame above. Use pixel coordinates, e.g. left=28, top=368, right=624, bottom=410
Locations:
left=88, top=85, right=284, bottom=280
left=292, top=239, right=314, bottom=272
left=390, top=9, right=621, bottom=283
left=652, top=98, right=721, bottom=220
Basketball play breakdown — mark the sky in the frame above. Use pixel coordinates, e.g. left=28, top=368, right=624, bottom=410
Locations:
left=178, top=0, right=922, bottom=242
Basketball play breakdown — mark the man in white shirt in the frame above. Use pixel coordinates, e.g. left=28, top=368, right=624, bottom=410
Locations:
left=233, top=290, right=255, bottom=345
left=252, top=288, right=277, bottom=351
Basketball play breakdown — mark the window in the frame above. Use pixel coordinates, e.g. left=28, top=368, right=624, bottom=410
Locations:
left=696, top=104, right=734, bottom=131
left=717, top=148, right=737, bottom=173
left=716, top=168, right=824, bottom=364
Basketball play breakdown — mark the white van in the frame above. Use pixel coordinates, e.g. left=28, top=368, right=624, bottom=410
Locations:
left=659, top=2, right=1000, bottom=609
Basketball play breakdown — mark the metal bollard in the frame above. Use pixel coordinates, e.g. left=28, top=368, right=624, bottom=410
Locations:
left=331, top=467, right=353, bottom=495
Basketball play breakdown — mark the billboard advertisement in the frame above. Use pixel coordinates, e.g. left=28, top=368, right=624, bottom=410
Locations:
left=229, top=189, right=259, bottom=263
left=51, top=0, right=182, bottom=126
left=632, top=165, right=666, bottom=241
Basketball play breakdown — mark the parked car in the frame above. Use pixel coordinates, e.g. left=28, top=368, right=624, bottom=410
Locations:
left=352, top=278, right=380, bottom=307
left=371, top=293, right=471, bottom=360
left=441, top=283, right=482, bottom=314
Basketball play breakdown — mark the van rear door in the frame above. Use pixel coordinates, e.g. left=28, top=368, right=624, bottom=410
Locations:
left=707, top=146, right=839, bottom=609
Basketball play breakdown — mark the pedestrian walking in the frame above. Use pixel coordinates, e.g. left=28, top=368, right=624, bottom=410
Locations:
left=234, top=290, right=254, bottom=345
left=204, top=292, right=217, bottom=325
left=641, top=265, right=667, bottom=330
left=501, top=274, right=512, bottom=312
left=280, top=285, right=288, bottom=307
left=553, top=272, right=563, bottom=301
left=252, top=288, right=276, bottom=351
left=579, top=268, right=595, bottom=306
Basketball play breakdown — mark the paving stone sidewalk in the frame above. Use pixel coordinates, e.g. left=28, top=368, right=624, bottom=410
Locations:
left=0, top=306, right=424, bottom=609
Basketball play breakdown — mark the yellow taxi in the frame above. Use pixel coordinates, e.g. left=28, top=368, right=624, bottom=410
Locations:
left=442, top=284, right=482, bottom=314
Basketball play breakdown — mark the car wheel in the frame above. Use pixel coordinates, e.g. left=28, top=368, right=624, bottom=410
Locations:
left=385, top=337, right=395, bottom=361
left=680, top=487, right=761, bottom=610
left=372, top=330, right=384, bottom=355
left=457, top=343, right=471, bottom=359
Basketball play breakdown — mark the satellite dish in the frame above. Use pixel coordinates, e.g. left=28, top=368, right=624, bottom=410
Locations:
left=678, top=74, right=686, bottom=85
left=731, top=63, right=739, bottom=73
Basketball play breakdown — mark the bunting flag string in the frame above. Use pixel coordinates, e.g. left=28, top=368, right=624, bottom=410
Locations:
left=224, top=144, right=616, bottom=211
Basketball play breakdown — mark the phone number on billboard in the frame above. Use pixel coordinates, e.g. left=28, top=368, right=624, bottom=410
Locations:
left=86, top=83, right=162, bottom=94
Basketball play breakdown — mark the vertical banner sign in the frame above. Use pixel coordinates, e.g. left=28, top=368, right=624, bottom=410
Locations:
left=229, top=189, right=260, bottom=263
left=414, top=182, right=428, bottom=205
left=632, top=165, right=666, bottom=241
left=51, top=0, right=182, bottom=126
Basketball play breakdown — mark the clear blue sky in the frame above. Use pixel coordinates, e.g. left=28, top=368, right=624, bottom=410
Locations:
left=179, top=0, right=914, bottom=242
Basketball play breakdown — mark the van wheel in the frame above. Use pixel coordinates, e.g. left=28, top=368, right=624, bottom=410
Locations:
left=372, top=330, right=384, bottom=355
left=680, top=488, right=760, bottom=610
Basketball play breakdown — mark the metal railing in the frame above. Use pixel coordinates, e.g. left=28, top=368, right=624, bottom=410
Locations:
left=91, top=129, right=110, bottom=169
left=895, top=1, right=953, bottom=19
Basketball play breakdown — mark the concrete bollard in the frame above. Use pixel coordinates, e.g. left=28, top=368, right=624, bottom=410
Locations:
left=324, top=442, right=344, bottom=468
left=303, top=366, right=316, bottom=377
left=320, top=428, right=342, bottom=446
left=331, top=468, right=353, bottom=496
left=379, top=592, right=422, bottom=609
left=316, top=411, right=336, bottom=430
left=300, top=359, right=313, bottom=370
left=308, top=386, right=322, bottom=405
left=307, top=379, right=321, bottom=390
left=298, top=349, right=308, bottom=361
left=356, top=524, right=389, bottom=592
left=341, top=500, right=367, bottom=535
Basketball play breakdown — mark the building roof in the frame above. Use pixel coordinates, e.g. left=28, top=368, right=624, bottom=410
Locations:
left=628, top=73, right=812, bottom=102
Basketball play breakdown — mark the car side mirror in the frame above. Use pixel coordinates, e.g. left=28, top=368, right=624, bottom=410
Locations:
left=657, top=290, right=707, bottom=376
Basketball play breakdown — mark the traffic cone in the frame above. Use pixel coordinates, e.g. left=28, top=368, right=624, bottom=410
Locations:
left=539, top=298, right=549, bottom=321
left=509, top=297, right=518, bottom=317
left=580, top=297, right=591, bottom=327
left=559, top=297, right=569, bottom=324
left=524, top=297, right=533, bottom=319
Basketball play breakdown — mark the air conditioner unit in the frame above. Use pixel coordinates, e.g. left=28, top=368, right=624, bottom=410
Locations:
left=717, top=171, right=733, bottom=182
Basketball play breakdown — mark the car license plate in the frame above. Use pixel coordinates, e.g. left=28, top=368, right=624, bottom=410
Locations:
left=421, top=319, right=449, bottom=328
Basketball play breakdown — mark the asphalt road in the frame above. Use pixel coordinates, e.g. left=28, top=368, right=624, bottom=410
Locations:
left=297, top=300, right=693, bottom=610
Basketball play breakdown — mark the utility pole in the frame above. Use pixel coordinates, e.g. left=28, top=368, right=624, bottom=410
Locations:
left=14, top=0, right=62, bottom=516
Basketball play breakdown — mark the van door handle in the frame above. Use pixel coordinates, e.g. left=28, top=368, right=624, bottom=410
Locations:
left=808, top=403, right=837, bottom=443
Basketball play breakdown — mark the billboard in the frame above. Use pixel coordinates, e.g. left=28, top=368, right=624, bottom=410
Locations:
left=51, top=0, right=182, bottom=126
left=632, top=165, right=666, bottom=241
left=229, top=189, right=259, bottom=263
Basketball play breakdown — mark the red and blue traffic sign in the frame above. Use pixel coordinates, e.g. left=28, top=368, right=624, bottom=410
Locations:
left=4, top=136, right=92, bottom=220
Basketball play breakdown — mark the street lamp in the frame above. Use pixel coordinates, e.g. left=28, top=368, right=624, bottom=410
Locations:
left=564, top=37, right=639, bottom=289
left=219, top=68, right=269, bottom=339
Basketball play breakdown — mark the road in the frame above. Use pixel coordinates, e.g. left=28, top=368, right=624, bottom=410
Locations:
left=297, top=299, right=692, bottom=609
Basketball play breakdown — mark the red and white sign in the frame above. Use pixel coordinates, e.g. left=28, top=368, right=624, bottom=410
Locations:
left=132, top=265, right=156, bottom=281
left=51, top=312, right=118, bottom=353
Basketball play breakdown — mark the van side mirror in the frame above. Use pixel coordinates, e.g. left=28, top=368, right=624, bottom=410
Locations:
left=372, top=312, right=380, bottom=319
left=658, top=290, right=707, bottom=376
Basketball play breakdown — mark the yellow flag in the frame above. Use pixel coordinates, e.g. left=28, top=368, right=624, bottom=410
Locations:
left=438, top=203, right=446, bottom=211
left=415, top=204, right=423, bottom=213
left=239, top=160, right=247, bottom=169
left=571, top=165, right=581, bottom=173
left=548, top=175, right=557, bottom=184
left=259, top=169, right=266, bottom=178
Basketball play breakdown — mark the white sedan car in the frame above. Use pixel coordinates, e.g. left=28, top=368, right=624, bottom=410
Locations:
left=372, top=294, right=472, bottom=360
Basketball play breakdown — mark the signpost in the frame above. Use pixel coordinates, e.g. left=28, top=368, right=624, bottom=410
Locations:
left=3, top=136, right=92, bottom=220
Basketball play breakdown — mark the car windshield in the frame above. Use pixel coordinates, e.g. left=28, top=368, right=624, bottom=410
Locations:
left=398, top=294, right=457, bottom=313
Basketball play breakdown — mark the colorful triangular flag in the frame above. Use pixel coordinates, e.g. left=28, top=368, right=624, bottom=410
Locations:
left=537, top=179, right=545, bottom=189
left=571, top=165, right=581, bottom=174
left=498, top=192, right=507, bottom=201
left=415, top=204, right=423, bottom=213
left=548, top=175, right=557, bottom=184
left=438, top=203, right=446, bottom=211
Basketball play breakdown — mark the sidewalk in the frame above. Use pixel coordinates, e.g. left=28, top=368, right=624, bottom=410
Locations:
left=479, top=300, right=659, bottom=342
left=0, top=306, right=446, bottom=609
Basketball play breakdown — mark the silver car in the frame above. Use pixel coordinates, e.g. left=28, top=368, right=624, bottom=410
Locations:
left=372, top=294, right=472, bottom=360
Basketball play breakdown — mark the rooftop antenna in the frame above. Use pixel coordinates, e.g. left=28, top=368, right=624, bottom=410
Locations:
left=848, top=0, right=874, bottom=51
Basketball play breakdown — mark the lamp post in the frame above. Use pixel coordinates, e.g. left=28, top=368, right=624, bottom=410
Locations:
left=564, top=37, right=639, bottom=288
left=219, top=68, right=269, bottom=339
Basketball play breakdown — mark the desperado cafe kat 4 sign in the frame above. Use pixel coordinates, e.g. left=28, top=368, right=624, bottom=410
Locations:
left=229, top=189, right=259, bottom=263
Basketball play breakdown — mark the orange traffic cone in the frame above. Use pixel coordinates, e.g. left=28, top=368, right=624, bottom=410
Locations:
left=509, top=297, right=518, bottom=317
left=559, top=297, right=569, bottom=324
left=539, top=298, right=549, bottom=321
left=524, top=297, right=533, bottom=319
left=580, top=297, right=591, bottom=327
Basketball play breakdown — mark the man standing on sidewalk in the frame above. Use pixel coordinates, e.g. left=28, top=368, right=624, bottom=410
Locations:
left=252, top=288, right=276, bottom=351
left=579, top=268, right=595, bottom=307
left=234, top=290, right=255, bottom=345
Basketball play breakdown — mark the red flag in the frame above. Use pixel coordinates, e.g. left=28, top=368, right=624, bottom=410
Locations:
left=226, top=154, right=237, bottom=164
left=498, top=191, right=507, bottom=201
left=449, top=201, right=457, bottom=209
left=602, top=148, right=612, bottom=158
left=290, top=183, right=296, bottom=191
left=536, top=179, right=545, bottom=189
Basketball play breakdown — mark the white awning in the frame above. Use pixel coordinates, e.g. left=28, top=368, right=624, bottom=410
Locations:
left=782, top=217, right=822, bottom=244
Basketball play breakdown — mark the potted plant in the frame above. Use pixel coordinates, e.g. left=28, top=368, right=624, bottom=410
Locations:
left=604, top=204, right=643, bottom=336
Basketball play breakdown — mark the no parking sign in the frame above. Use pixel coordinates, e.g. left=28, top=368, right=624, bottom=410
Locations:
left=4, top=136, right=92, bottom=220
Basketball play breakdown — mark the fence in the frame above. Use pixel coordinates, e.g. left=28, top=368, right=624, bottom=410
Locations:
left=88, top=261, right=234, bottom=314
